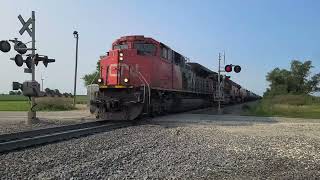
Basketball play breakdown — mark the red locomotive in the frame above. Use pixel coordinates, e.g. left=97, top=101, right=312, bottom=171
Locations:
left=89, top=35, right=259, bottom=120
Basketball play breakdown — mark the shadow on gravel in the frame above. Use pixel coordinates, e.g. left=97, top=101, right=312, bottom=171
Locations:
left=141, top=114, right=278, bottom=129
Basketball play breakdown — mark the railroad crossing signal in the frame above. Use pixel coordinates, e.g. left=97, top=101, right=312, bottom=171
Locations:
left=234, top=65, right=241, bottom=73
left=25, top=56, right=32, bottom=68
left=34, top=54, right=56, bottom=67
left=14, top=54, right=24, bottom=67
left=18, top=14, right=33, bottom=37
left=14, top=41, right=27, bottom=54
left=224, top=64, right=242, bottom=73
left=0, top=40, right=11, bottom=52
left=215, top=52, right=242, bottom=114
left=11, top=52, right=55, bottom=69
left=0, top=11, right=56, bottom=124
left=225, top=65, right=232, bottom=72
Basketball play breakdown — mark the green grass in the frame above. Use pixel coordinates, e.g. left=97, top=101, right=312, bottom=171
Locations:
left=0, top=95, right=87, bottom=111
left=75, top=95, right=88, bottom=104
left=0, top=101, right=30, bottom=111
left=246, top=95, right=320, bottom=119
left=0, top=95, right=28, bottom=101
left=35, top=97, right=76, bottom=111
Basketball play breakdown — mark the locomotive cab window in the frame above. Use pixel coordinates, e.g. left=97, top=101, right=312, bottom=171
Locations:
left=168, top=49, right=173, bottom=62
left=174, top=52, right=185, bottom=66
left=113, top=44, right=128, bottom=50
left=133, top=42, right=156, bottom=55
left=161, top=46, right=168, bottom=59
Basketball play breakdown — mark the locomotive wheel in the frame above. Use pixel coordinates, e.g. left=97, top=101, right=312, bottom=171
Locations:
left=151, top=99, right=163, bottom=116
left=125, top=104, right=144, bottom=120
left=96, top=103, right=144, bottom=120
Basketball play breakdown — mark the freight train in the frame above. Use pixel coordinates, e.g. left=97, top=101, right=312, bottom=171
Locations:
left=89, top=35, right=260, bottom=120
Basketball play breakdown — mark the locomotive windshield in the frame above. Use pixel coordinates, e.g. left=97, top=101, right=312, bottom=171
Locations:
left=133, top=42, right=156, bottom=55
left=113, top=44, right=128, bottom=50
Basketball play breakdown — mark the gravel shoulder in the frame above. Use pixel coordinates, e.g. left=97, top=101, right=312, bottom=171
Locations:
left=0, top=107, right=95, bottom=134
left=1, top=112, right=320, bottom=179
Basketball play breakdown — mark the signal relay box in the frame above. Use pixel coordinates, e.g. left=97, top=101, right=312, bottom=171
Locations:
left=13, top=81, right=41, bottom=97
left=22, top=81, right=40, bottom=97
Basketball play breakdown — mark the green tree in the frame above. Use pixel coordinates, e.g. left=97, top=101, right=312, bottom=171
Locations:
left=9, top=91, right=15, bottom=95
left=82, top=61, right=100, bottom=86
left=306, top=73, right=320, bottom=93
left=290, top=60, right=313, bottom=93
left=265, top=60, right=320, bottom=96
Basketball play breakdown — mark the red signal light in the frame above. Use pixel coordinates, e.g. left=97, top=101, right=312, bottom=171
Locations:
left=225, top=65, right=232, bottom=72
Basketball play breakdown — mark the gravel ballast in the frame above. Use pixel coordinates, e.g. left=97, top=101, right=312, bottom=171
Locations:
left=1, top=114, right=320, bottom=179
left=0, top=109, right=95, bottom=134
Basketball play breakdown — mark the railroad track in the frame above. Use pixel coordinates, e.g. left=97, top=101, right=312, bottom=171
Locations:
left=0, top=120, right=137, bottom=153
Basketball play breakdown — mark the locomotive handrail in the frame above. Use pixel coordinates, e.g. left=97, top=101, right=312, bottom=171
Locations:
left=136, top=71, right=151, bottom=106
left=129, top=67, right=151, bottom=106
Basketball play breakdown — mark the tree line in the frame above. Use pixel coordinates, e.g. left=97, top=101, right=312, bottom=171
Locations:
left=265, top=60, right=320, bottom=96
left=8, top=91, right=22, bottom=95
left=83, top=61, right=100, bottom=86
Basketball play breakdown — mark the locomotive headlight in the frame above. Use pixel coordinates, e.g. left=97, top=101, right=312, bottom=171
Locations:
left=124, top=78, right=129, bottom=83
left=119, top=57, right=123, bottom=61
left=119, top=53, right=123, bottom=57
left=98, top=78, right=103, bottom=83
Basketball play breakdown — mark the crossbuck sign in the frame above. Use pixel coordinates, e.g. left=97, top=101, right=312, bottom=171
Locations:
left=18, top=14, right=33, bottom=37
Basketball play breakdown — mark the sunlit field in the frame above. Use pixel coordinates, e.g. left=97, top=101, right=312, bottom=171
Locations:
left=0, top=95, right=87, bottom=111
left=246, top=95, right=320, bottom=119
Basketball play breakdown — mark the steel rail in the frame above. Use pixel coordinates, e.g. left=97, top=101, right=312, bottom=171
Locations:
left=0, top=121, right=110, bottom=143
left=0, top=121, right=135, bottom=153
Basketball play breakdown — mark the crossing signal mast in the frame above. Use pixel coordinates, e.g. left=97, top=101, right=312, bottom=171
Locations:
left=214, top=52, right=241, bottom=114
left=0, top=11, right=55, bottom=124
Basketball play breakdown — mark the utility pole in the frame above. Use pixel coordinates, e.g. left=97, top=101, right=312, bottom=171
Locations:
left=214, top=52, right=226, bottom=114
left=41, top=74, right=44, bottom=91
left=217, top=53, right=222, bottom=114
left=73, top=31, right=79, bottom=107
left=214, top=52, right=242, bottom=114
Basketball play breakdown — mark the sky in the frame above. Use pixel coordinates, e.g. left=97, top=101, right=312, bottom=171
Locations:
left=0, top=0, right=319, bottom=96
